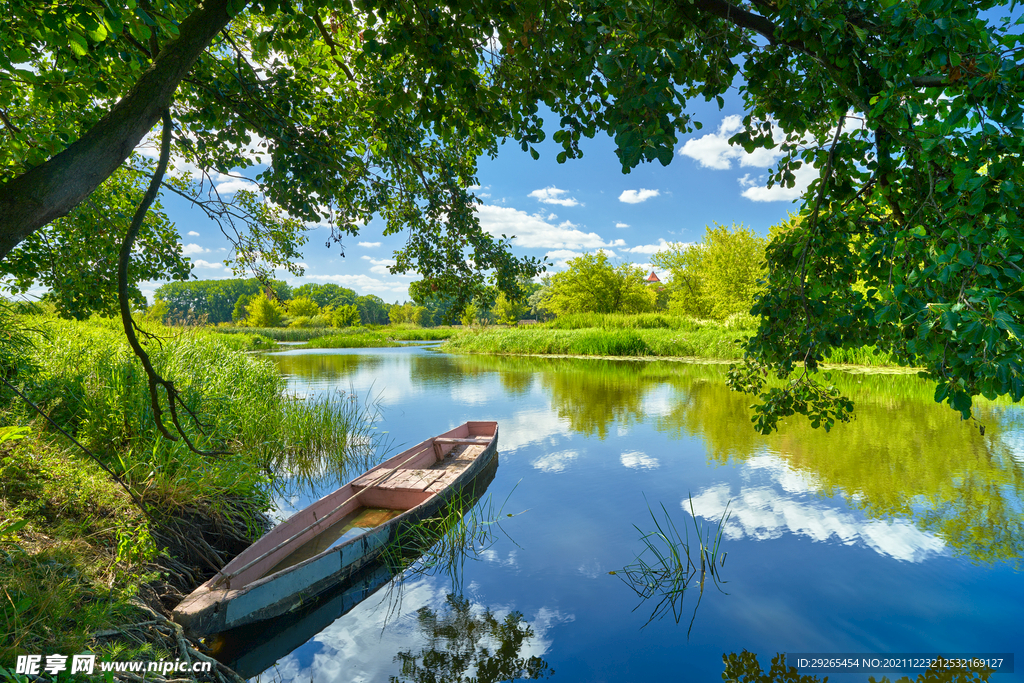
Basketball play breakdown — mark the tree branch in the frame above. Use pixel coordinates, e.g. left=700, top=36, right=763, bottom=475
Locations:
left=118, top=109, right=228, bottom=456
left=0, top=0, right=248, bottom=260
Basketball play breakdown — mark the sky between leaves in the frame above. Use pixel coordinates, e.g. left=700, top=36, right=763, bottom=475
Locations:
left=145, top=92, right=802, bottom=306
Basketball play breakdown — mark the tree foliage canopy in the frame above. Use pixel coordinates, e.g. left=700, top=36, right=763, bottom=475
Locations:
left=542, top=253, right=656, bottom=316
left=1, top=0, right=1023, bottom=427
left=652, top=223, right=767, bottom=321
left=155, top=278, right=287, bottom=324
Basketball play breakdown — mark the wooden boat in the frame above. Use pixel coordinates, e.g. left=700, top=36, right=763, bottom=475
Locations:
left=172, top=421, right=498, bottom=637
left=205, top=455, right=499, bottom=678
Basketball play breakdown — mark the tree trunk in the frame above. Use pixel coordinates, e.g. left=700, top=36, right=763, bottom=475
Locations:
left=0, top=0, right=246, bottom=261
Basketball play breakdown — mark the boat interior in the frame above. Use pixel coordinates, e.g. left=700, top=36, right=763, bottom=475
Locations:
left=236, top=421, right=497, bottom=582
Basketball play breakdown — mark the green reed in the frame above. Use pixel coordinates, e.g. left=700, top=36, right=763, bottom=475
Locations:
left=303, top=327, right=459, bottom=348
left=440, top=326, right=752, bottom=360
left=614, top=495, right=730, bottom=633
left=216, top=326, right=344, bottom=341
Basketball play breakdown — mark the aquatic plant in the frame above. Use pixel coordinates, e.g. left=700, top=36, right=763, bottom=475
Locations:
left=614, top=495, right=730, bottom=633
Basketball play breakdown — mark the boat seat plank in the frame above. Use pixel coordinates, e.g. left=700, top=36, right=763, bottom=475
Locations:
left=433, top=437, right=491, bottom=460
left=433, top=437, right=492, bottom=445
left=352, top=468, right=445, bottom=492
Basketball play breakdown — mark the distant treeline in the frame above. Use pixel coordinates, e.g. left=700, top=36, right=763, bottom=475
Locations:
left=152, top=280, right=390, bottom=326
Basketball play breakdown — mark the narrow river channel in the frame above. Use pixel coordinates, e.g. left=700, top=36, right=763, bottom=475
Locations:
left=239, top=346, right=1024, bottom=682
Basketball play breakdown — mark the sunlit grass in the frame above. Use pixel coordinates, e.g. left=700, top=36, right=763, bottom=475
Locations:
left=1, top=311, right=386, bottom=661
left=303, top=327, right=458, bottom=348
left=441, top=326, right=752, bottom=359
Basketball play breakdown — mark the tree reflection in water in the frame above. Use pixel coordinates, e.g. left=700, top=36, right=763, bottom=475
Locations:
left=446, top=354, right=1024, bottom=566
left=390, top=594, right=553, bottom=683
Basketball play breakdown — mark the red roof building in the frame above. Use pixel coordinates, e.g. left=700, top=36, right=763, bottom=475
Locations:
left=646, top=271, right=661, bottom=283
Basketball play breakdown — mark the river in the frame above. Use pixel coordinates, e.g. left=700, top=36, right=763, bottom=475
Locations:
left=243, top=346, right=1024, bottom=682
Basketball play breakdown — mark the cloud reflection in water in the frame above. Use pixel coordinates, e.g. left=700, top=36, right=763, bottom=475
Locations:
left=688, top=454, right=947, bottom=563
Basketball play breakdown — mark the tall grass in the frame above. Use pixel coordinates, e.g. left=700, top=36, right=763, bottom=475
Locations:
left=0, top=312, right=384, bottom=660
left=303, top=327, right=458, bottom=348
left=217, top=326, right=345, bottom=341
left=441, top=313, right=905, bottom=368
left=823, top=344, right=902, bottom=367
left=542, top=311, right=758, bottom=331
left=441, top=326, right=752, bottom=360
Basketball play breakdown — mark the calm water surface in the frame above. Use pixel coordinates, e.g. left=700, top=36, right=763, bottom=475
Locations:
left=250, top=347, right=1024, bottom=682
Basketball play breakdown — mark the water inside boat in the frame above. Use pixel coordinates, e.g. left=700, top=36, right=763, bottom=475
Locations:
left=269, top=507, right=403, bottom=575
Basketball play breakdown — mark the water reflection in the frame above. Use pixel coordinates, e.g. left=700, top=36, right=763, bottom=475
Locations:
left=275, top=352, right=1024, bottom=566
left=252, top=577, right=568, bottom=683
left=440, top=355, right=1024, bottom=565
left=265, top=349, right=1023, bottom=681
left=273, top=352, right=386, bottom=382
left=689, top=457, right=946, bottom=562
left=391, top=594, right=554, bottom=683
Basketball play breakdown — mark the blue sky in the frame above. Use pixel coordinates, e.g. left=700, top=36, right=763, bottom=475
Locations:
left=147, top=94, right=805, bottom=305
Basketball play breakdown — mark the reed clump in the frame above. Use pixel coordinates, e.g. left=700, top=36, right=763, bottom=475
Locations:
left=441, top=325, right=751, bottom=360
left=302, top=326, right=458, bottom=348
left=0, top=309, right=383, bottom=664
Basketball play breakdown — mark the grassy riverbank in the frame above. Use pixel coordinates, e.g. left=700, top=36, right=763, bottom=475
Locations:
left=0, top=307, right=376, bottom=673
left=301, top=326, right=459, bottom=348
left=440, top=313, right=901, bottom=367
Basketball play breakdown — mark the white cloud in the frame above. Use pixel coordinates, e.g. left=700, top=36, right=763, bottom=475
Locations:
left=545, top=249, right=584, bottom=260
left=624, top=239, right=674, bottom=255
left=477, top=204, right=623, bottom=251
left=308, top=273, right=410, bottom=296
left=689, top=455, right=946, bottom=563
left=186, top=231, right=200, bottom=237
left=180, top=243, right=208, bottom=256
left=618, top=189, right=660, bottom=204
left=529, top=186, right=581, bottom=207
left=207, top=171, right=259, bottom=195
left=358, top=241, right=381, bottom=248
left=532, top=450, right=579, bottom=473
left=360, top=255, right=409, bottom=276
left=620, top=450, right=660, bottom=470
left=191, top=259, right=225, bottom=270
left=739, top=164, right=819, bottom=202
left=678, top=115, right=788, bottom=171
left=615, top=222, right=630, bottom=228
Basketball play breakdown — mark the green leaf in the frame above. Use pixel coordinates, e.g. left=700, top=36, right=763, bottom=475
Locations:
left=68, top=31, right=89, bottom=56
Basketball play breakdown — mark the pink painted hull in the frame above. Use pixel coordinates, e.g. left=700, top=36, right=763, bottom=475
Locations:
left=172, top=421, right=498, bottom=636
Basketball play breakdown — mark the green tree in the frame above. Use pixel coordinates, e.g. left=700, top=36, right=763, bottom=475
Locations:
left=492, top=291, right=528, bottom=325
left=155, top=278, right=285, bottom=324
left=652, top=223, right=767, bottom=320
left=232, top=292, right=257, bottom=323
left=356, top=295, right=389, bottom=326
left=543, top=253, right=656, bottom=316
left=388, top=302, right=426, bottom=326
left=409, top=279, right=460, bottom=326
left=246, top=294, right=284, bottom=327
left=292, top=283, right=358, bottom=309
left=287, top=296, right=320, bottom=318
left=330, top=304, right=361, bottom=328
left=1, top=161, right=189, bottom=319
